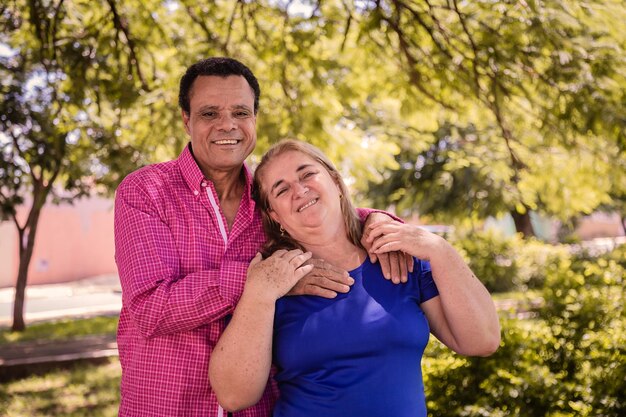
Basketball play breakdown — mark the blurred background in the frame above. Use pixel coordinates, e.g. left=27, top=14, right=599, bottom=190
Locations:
left=1, top=0, right=624, bottom=416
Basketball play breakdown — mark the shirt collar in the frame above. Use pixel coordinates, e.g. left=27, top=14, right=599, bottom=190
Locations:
left=177, top=142, right=255, bottom=202
left=178, top=143, right=205, bottom=195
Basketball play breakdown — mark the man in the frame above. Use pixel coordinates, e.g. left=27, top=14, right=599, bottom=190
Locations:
left=114, top=57, right=407, bottom=417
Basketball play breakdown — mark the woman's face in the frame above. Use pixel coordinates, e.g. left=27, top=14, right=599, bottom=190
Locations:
left=260, top=150, right=343, bottom=239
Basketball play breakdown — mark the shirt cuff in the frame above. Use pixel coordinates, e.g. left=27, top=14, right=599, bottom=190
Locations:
left=218, top=260, right=249, bottom=306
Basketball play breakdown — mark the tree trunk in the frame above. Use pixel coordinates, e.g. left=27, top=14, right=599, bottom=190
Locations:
left=511, top=209, right=536, bottom=238
left=11, top=188, right=47, bottom=332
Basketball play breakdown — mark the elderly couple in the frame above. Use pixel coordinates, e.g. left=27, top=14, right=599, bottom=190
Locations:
left=114, top=57, right=500, bottom=417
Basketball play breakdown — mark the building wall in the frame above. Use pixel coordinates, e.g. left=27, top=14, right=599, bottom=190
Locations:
left=0, top=196, right=117, bottom=288
left=576, top=212, right=625, bottom=240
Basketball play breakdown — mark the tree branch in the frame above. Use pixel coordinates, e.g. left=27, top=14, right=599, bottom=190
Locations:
left=224, top=0, right=243, bottom=54
left=379, top=11, right=454, bottom=109
left=105, top=0, right=148, bottom=90
left=451, top=0, right=482, bottom=97
left=338, top=0, right=355, bottom=52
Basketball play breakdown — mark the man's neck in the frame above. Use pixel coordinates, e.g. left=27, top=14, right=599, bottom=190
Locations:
left=203, top=166, right=245, bottom=202
left=202, top=166, right=246, bottom=230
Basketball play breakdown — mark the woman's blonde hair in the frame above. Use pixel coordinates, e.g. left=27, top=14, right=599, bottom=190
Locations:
left=253, top=139, right=363, bottom=257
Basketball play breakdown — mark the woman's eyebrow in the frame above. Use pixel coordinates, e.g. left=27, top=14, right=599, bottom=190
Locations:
left=269, top=164, right=315, bottom=193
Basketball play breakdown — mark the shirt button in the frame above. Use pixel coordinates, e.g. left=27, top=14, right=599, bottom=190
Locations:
left=201, top=182, right=207, bottom=187
left=193, top=190, right=199, bottom=196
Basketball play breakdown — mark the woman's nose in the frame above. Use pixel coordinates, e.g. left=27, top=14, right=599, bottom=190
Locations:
left=293, top=182, right=309, bottom=197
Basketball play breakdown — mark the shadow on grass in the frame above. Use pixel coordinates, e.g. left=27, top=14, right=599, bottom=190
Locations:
left=0, top=357, right=120, bottom=417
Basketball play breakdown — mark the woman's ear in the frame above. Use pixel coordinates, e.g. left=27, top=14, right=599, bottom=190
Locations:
left=269, top=209, right=280, bottom=224
left=335, top=181, right=344, bottom=196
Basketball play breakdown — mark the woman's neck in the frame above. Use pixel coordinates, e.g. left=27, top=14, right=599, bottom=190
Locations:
left=302, top=237, right=366, bottom=271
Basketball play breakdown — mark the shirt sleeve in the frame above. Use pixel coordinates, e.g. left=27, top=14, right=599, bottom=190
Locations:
left=356, top=207, right=403, bottom=223
left=414, top=259, right=439, bottom=303
left=114, top=176, right=244, bottom=339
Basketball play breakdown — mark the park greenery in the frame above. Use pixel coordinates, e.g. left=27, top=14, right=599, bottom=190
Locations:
left=1, top=0, right=625, bottom=331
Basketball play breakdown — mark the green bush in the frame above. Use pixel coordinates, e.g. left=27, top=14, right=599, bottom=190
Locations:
left=451, top=229, right=520, bottom=293
left=451, top=229, right=567, bottom=293
left=423, top=244, right=626, bottom=417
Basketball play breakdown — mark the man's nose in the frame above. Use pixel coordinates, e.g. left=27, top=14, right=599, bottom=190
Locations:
left=216, top=114, right=237, bottom=131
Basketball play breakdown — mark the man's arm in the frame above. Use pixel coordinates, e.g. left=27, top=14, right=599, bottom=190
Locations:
left=114, top=178, right=246, bottom=338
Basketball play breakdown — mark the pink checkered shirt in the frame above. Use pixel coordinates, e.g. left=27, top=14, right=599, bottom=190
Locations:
left=114, top=144, right=381, bottom=416
left=114, top=145, right=271, bottom=417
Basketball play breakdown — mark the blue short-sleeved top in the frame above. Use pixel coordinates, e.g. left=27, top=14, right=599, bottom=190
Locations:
left=272, top=257, right=439, bottom=417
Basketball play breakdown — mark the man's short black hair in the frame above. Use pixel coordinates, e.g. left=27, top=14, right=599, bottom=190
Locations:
left=178, top=57, right=260, bottom=115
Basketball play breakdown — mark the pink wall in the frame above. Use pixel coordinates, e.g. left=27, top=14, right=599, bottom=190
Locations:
left=0, top=196, right=117, bottom=288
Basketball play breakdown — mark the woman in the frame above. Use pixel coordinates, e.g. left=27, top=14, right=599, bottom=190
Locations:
left=209, top=140, right=500, bottom=416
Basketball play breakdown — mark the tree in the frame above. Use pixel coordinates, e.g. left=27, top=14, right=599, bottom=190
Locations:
left=0, top=0, right=159, bottom=331
left=341, top=0, right=626, bottom=236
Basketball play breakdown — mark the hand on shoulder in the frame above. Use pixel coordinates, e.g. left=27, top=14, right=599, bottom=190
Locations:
left=245, top=250, right=314, bottom=303
left=366, top=221, right=447, bottom=261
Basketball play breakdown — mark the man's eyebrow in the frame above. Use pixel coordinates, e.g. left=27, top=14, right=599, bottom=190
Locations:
left=270, top=164, right=315, bottom=193
left=196, top=104, right=252, bottom=114
left=232, top=104, right=253, bottom=111
left=195, top=105, right=219, bottom=114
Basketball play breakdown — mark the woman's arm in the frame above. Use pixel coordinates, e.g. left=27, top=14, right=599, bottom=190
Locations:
left=209, top=250, right=313, bottom=411
left=367, top=222, right=500, bottom=356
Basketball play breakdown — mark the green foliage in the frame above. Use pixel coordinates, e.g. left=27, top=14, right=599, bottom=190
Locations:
left=3, top=0, right=624, bottom=233
left=423, top=243, right=626, bottom=417
left=358, top=0, right=626, bottom=232
left=452, top=229, right=521, bottom=293
left=0, top=316, right=118, bottom=345
left=450, top=228, right=569, bottom=292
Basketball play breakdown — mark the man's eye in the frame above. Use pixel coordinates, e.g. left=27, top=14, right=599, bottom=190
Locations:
left=235, top=111, right=250, bottom=117
left=202, top=112, right=217, bottom=118
left=276, top=188, right=287, bottom=197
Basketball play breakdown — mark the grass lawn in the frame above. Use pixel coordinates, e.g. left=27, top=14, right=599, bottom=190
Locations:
left=0, top=315, right=121, bottom=416
left=0, top=358, right=121, bottom=417
left=0, top=315, right=118, bottom=345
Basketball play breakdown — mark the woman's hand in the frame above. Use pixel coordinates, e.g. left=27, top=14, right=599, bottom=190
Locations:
left=367, top=221, right=445, bottom=261
left=246, top=249, right=314, bottom=302
left=362, top=214, right=414, bottom=283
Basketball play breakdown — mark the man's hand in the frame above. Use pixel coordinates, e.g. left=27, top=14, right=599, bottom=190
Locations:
left=287, top=258, right=354, bottom=299
left=362, top=212, right=413, bottom=284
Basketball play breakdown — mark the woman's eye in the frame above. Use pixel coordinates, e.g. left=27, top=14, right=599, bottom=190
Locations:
left=276, top=188, right=287, bottom=197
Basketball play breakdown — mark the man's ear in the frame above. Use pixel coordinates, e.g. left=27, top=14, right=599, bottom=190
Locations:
left=181, top=110, right=191, bottom=135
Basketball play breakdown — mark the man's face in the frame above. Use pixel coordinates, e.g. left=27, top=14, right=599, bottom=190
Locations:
left=182, top=75, right=257, bottom=179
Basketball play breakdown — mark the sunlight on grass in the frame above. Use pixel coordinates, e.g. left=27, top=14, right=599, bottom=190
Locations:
left=0, top=358, right=121, bottom=417
left=0, top=316, right=118, bottom=345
